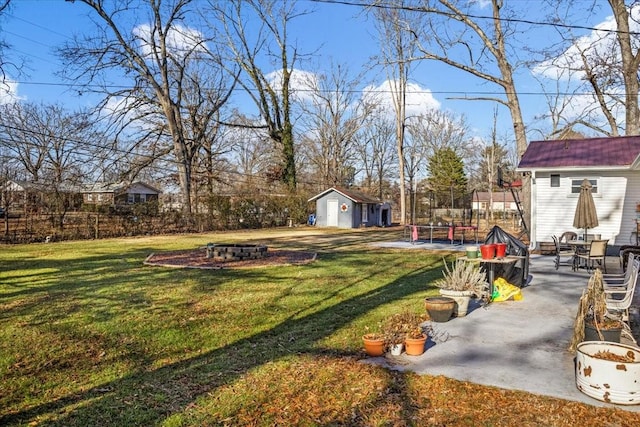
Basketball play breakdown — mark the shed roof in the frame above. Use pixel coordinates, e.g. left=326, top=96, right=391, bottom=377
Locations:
left=517, top=136, right=640, bottom=170
left=308, top=187, right=382, bottom=204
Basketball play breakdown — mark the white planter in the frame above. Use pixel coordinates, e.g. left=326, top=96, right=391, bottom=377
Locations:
left=575, top=341, right=640, bottom=405
left=439, top=289, right=473, bottom=317
left=390, top=343, right=404, bottom=356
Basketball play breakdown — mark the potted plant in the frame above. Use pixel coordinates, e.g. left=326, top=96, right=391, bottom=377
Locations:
left=362, top=332, right=386, bottom=357
left=433, top=258, right=489, bottom=317
left=380, top=313, right=408, bottom=356
left=569, top=269, right=624, bottom=352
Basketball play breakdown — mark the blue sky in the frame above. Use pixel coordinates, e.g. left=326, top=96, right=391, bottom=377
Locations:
left=0, top=0, right=619, bottom=145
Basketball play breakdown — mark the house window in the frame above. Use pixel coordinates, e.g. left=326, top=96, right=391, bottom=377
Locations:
left=362, top=203, right=368, bottom=222
left=97, top=194, right=103, bottom=202
left=87, top=194, right=93, bottom=202
left=550, top=174, right=560, bottom=187
left=570, top=178, right=598, bottom=195
left=127, top=193, right=135, bottom=204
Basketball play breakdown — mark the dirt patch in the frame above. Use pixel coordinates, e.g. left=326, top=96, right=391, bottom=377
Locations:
left=143, top=248, right=317, bottom=269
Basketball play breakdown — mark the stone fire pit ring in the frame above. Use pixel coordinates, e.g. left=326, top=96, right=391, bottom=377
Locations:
left=205, top=243, right=268, bottom=262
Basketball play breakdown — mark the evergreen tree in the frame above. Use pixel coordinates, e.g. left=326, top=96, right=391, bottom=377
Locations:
left=427, top=148, right=468, bottom=208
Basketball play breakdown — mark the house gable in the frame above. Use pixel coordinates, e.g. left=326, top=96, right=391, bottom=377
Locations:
left=518, top=136, right=640, bottom=171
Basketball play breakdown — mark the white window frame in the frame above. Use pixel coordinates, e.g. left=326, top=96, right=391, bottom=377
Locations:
left=568, top=177, right=601, bottom=198
left=361, top=203, right=368, bottom=222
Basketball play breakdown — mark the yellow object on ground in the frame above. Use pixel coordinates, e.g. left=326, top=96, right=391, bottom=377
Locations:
left=492, top=277, right=523, bottom=302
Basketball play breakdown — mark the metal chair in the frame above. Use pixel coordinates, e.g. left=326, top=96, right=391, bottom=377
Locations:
left=552, top=235, right=574, bottom=270
left=605, top=258, right=639, bottom=344
left=575, top=239, right=608, bottom=273
left=604, top=252, right=636, bottom=287
left=559, top=231, right=577, bottom=247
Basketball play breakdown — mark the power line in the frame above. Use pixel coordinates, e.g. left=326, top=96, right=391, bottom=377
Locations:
left=310, top=0, right=640, bottom=36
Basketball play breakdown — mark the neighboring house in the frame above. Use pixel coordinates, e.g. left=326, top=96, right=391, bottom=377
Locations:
left=308, top=187, right=392, bottom=228
left=82, top=181, right=161, bottom=208
left=1, top=179, right=81, bottom=213
left=517, top=136, right=640, bottom=249
left=471, top=191, right=518, bottom=213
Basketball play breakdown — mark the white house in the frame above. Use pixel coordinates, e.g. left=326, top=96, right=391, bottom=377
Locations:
left=471, top=191, right=518, bottom=213
left=517, top=136, right=640, bottom=249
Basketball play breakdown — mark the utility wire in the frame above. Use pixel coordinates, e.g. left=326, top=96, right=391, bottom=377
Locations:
left=310, top=0, right=640, bottom=36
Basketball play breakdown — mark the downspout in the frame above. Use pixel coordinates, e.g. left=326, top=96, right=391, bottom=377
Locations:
left=529, top=170, right=537, bottom=250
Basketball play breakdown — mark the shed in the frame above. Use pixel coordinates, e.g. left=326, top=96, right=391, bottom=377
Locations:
left=308, top=187, right=392, bottom=228
left=517, top=136, right=640, bottom=249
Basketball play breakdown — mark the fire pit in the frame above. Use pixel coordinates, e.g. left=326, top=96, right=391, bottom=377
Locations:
left=205, top=243, right=268, bottom=262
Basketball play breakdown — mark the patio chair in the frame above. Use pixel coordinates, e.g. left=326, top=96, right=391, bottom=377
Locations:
left=605, top=258, right=639, bottom=344
left=604, top=252, right=636, bottom=287
left=552, top=235, right=574, bottom=270
left=558, top=231, right=577, bottom=247
left=575, top=239, right=608, bottom=273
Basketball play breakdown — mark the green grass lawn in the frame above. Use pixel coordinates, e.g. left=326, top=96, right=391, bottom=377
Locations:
left=2, top=229, right=639, bottom=426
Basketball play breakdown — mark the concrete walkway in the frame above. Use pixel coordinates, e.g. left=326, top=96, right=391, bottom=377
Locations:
left=369, top=241, right=640, bottom=411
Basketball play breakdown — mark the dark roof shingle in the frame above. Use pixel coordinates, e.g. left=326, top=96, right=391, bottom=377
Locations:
left=518, top=136, right=640, bottom=169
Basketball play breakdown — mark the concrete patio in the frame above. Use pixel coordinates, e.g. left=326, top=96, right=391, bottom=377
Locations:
left=369, top=240, right=640, bottom=411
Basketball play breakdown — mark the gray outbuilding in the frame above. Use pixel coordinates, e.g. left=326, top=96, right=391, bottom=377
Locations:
left=308, top=187, right=392, bottom=228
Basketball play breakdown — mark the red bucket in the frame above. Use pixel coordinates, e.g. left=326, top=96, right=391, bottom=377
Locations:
left=480, top=244, right=496, bottom=259
left=495, top=243, right=507, bottom=258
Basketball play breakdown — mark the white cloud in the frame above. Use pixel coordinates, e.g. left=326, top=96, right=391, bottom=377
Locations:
left=0, top=79, right=22, bottom=104
left=265, top=68, right=319, bottom=103
left=133, top=23, right=208, bottom=59
left=361, top=80, right=441, bottom=117
left=533, top=5, right=640, bottom=81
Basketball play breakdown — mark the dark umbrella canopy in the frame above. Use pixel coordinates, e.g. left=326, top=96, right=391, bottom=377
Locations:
left=573, top=179, right=598, bottom=239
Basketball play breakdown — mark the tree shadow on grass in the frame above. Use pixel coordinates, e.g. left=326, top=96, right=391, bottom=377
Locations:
left=0, top=249, right=443, bottom=426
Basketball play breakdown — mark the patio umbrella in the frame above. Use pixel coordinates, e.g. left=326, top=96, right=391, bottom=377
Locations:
left=573, top=179, right=599, bottom=240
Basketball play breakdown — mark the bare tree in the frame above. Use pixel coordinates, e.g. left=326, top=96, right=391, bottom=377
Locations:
left=406, top=0, right=530, bottom=233
left=211, top=0, right=307, bottom=192
left=370, top=0, right=425, bottom=225
left=353, top=109, right=397, bottom=200
left=0, top=102, right=102, bottom=227
left=0, top=0, right=14, bottom=84
left=59, top=0, right=236, bottom=214
left=297, top=62, right=373, bottom=188
left=537, top=1, right=640, bottom=136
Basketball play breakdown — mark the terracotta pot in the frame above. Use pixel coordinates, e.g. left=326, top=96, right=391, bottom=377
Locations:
left=362, top=334, right=385, bottom=357
left=405, top=334, right=427, bottom=356
left=424, top=296, right=455, bottom=322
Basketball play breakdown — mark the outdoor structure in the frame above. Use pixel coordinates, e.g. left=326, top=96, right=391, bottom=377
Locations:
left=471, top=191, right=518, bottom=214
left=0, top=179, right=82, bottom=214
left=82, top=181, right=161, bottom=209
left=517, top=136, right=640, bottom=249
left=308, top=187, right=392, bottom=228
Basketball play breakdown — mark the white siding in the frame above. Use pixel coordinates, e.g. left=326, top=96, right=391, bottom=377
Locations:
left=532, top=171, right=640, bottom=247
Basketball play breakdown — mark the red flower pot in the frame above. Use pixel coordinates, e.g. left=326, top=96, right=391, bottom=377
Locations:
left=495, top=243, right=507, bottom=258
left=480, top=244, right=496, bottom=259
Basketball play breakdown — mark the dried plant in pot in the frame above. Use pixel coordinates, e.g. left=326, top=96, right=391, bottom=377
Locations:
left=569, top=269, right=624, bottom=352
left=381, top=311, right=430, bottom=356
left=433, top=258, right=489, bottom=317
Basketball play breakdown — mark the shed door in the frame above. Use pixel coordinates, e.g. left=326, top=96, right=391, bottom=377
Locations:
left=326, top=199, right=339, bottom=227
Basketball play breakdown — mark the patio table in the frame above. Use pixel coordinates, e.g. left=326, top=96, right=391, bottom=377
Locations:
left=567, top=240, right=591, bottom=270
left=459, top=255, right=520, bottom=301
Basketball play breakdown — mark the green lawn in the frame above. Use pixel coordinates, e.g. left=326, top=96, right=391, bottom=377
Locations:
left=1, top=229, right=638, bottom=426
